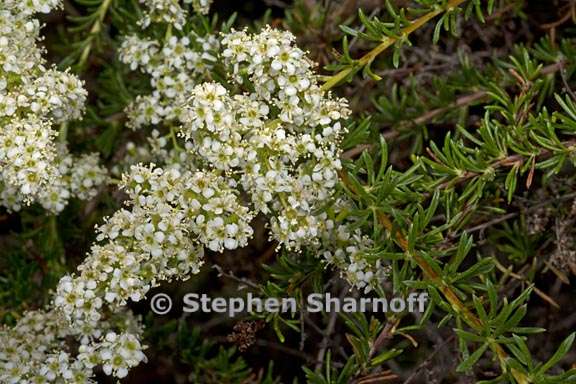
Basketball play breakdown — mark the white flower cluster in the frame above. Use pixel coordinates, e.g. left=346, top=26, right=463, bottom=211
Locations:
left=119, top=33, right=218, bottom=129
left=0, top=117, right=57, bottom=196
left=58, top=25, right=373, bottom=319
left=138, top=0, right=212, bottom=30
left=1, top=147, right=108, bottom=213
left=0, top=0, right=107, bottom=212
left=315, top=200, right=390, bottom=292
left=0, top=21, right=389, bottom=382
left=55, top=164, right=254, bottom=327
left=0, top=308, right=146, bottom=383
left=45, top=28, right=356, bottom=380
left=2, top=0, right=61, bottom=15
left=180, top=27, right=350, bottom=250
left=181, top=27, right=388, bottom=291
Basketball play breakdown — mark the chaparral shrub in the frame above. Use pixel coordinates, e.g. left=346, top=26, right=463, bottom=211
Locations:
left=1, top=0, right=575, bottom=383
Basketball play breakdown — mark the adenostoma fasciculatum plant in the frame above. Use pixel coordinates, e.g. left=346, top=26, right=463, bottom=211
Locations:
left=1, top=0, right=575, bottom=383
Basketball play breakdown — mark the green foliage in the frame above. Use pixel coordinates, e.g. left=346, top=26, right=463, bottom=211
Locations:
left=146, top=318, right=278, bottom=383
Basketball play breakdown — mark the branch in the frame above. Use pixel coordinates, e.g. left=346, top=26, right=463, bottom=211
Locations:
left=338, top=169, right=531, bottom=384
left=341, top=61, right=567, bottom=160
left=77, top=0, right=113, bottom=69
left=321, top=0, right=468, bottom=91
left=428, top=139, right=576, bottom=197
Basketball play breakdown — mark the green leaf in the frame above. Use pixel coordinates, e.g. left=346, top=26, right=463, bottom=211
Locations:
left=457, top=342, right=488, bottom=372
left=370, top=348, right=403, bottom=366
left=537, top=332, right=575, bottom=375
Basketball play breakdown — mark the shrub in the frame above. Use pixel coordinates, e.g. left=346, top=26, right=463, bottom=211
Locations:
left=1, top=0, right=575, bottom=383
